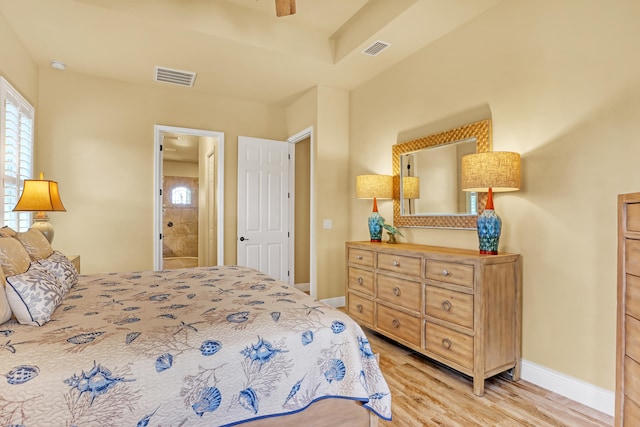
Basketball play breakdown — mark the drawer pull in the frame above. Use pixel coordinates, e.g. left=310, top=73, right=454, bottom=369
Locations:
left=392, top=319, right=401, bottom=328
left=393, top=260, right=400, bottom=267
left=442, top=269, right=450, bottom=276
left=356, top=304, right=363, bottom=313
left=357, top=277, right=364, bottom=285
left=442, top=338, right=452, bottom=349
left=356, top=255, right=363, bottom=260
left=393, top=287, right=401, bottom=297
left=442, top=300, right=452, bottom=311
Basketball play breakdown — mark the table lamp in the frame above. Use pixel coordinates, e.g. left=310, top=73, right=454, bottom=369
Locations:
left=356, top=174, right=393, bottom=242
left=13, top=172, right=66, bottom=243
left=461, top=152, right=520, bottom=254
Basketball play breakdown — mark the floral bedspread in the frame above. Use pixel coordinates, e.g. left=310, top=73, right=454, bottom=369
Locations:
left=0, top=265, right=391, bottom=426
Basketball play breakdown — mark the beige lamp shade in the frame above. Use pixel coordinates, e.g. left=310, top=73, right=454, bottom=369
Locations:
left=461, top=151, right=521, bottom=192
left=13, top=179, right=66, bottom=212
left=392, top=176, right=420, bottom=199
left=402, top=176, right=420, bottom=199
left=356, top=175, right=393, bottom=199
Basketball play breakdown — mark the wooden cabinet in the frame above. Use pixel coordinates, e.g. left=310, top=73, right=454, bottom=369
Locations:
left=345, top=241, right=522, bottom=396
left=616, top=193, right=640, bottom=425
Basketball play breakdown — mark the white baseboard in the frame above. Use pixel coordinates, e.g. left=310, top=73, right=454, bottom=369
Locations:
left=521, top=359, right=614, bottom=416
left=321, top=296, right=345, bottom=308
left=294, top=282, right=310, bottom=292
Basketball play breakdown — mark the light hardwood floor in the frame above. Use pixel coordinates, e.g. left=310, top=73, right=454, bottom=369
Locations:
left=364, top=328, right=613, bottom=427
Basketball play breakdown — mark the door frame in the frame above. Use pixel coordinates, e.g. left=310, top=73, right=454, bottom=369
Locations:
left=153, top=125, right=225, bottom=270
left=287, top=127, right=316, bottom=298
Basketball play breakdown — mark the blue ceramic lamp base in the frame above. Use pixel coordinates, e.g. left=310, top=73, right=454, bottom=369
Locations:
left=368, top=197, right=383, bottom=242
left=477, top=188, right=501, bottom=255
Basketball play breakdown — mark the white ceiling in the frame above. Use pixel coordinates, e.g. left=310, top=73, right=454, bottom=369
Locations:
left=0, top=0, right=504, bottom=105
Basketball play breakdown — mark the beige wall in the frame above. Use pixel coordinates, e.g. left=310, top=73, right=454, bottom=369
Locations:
left=349, top=0, right=640, bottom=391
left=0, top=12, right=37, bottom=105
left=285, top=86, right=350, bottom=301
left=35, top=69, right=287, bottom=274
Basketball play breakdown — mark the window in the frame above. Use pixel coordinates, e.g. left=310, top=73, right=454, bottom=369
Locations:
left=171, top=186, right=192, bottom=205
left=1, top=78, right=34, bottom=231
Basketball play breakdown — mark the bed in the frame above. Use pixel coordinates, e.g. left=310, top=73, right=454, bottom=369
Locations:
left=0, top=230, right=391, bottom=427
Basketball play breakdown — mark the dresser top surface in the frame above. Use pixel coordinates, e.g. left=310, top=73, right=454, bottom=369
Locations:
left=346, top=241, right=520, bottom=260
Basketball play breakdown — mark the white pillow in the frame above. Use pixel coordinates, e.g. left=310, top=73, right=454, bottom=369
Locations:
left=5, top=263, right=65, bottom=326
left=37, top=250, right=78, bottom=293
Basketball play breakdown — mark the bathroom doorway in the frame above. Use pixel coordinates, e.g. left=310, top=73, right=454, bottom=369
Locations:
left=153, top=125, right=224, bottom=270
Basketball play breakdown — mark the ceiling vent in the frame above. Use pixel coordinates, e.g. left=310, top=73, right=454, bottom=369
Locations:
left=154, top=66, right=197, bottom=87
left=362, top=40, right=391, bottom=57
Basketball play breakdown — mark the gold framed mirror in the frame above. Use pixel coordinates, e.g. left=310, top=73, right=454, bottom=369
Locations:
left=392, top=119, right=492, bottom=229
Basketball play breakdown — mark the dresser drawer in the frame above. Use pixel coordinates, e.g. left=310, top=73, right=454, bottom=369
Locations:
left=425, top=321, right=473, bottom=369
left=378, top=274, right=421, bottom=312
left=628, top=203, right=640, bottom=232
left=347, top=292, right=374, bottom=325
left=624, top=395, right=640, bottom=426
left=377, top=303, right=421, bottom=347
left=425, top=260, right=474, bottom=288
left=425, top=285, right=473, bottom=329
left=626, top=314, right=640, bottom=364
left=349, top=248, right=374, bottom=267
left=625, top=355, right=640, bottom=406
left=377, top=252, right=421, bottom=277
left=627, top=274, right=640, bottom=320
left=348, top=267, right=375, bottom=295
left=627, top=239, right=640, bottom=277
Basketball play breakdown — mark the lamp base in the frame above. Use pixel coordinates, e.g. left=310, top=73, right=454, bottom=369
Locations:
left=368, top=211, right=383, bottom=242
left=31, top=216, right=55, bottom=243
left=477, top=208, right=501, bottom=255
left=476, top=188, right=501, bottom=255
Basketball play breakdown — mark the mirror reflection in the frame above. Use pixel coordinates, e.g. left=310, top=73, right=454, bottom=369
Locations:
left=392, top=119, right=492, bottom=229
left=399, top=138, right=477, bottom=216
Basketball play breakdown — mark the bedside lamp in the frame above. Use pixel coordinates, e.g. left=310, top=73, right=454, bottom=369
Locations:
left=356, top=174, right=393, bottom=242
left=13, top=173, right=66, bottom=243
left=461, top=152, right=520, bottom=254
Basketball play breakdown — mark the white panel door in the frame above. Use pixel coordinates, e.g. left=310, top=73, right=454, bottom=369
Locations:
left=237, top=136, right=290, bottom=282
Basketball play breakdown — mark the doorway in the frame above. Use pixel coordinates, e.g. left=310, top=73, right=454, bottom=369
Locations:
left=153, top=125, right=225, bottom=270
left=235, top=127, right=315, bottom=296
left=288, top=127, right=315, bottom=297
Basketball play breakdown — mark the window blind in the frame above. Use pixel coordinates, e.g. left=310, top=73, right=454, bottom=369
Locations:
left=1, top=77, right=34, bottom=231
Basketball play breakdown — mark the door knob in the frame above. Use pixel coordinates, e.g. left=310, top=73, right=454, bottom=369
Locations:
left=239, top=236, right=249, bottom=241
left=167, top=221, right=174, bottom=227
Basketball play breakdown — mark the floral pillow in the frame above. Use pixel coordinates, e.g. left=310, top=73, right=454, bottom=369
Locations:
left=16, top=229, right=54, bottom=261
left=37, top=250, right=78, bottom=293
left=5, top=263, right=65, bottom=326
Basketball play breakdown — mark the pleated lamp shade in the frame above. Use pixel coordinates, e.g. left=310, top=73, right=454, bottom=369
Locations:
left=13, top=175, right=66, bottom=243
left=13, top=179, right=66, bottom=212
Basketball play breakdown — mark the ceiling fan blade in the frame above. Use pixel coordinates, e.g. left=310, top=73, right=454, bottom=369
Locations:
left=275, top=0, right=296, bottom=17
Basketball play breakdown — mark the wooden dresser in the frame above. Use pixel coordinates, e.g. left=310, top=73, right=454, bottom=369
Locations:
left=345, top=241, right=522, bottom=396
left=616, top=192, right=640, bottom=425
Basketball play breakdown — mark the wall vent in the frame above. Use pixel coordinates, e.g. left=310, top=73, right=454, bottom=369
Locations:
left=362, top=40, right=391, bottom=56
left=154, top=66, right=197, bottom=87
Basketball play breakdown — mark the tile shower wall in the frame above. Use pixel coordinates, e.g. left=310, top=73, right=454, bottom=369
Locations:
left=163, top=176, right=198, bottom=258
